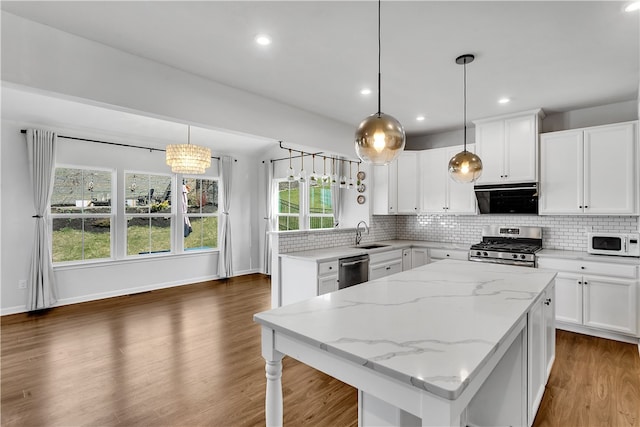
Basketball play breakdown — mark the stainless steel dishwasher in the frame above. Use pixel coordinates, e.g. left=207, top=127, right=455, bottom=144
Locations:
left=338, top=254, right=369, bottom=289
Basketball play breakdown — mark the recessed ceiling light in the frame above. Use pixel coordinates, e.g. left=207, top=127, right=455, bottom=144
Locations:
left=498, top=98, right=510, bottom=104
left=625, top=1, right=640, bottom=12
left=360, top=88, right=372, bottom=95
left=255, top=35, right=272, bottom=46
left=416, top=115, right=425, bottom=121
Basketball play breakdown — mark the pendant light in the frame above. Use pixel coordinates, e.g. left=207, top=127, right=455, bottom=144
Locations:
left=354, top=0, right=405, bottom=165
left=166, top=125, right=211, bottom=174
left=448, top=54, right=483, bottom=183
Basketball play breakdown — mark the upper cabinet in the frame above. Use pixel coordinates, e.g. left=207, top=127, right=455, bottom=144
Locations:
left=539, top=121, right=638, bottom=215
left=420, top=145, right=477, bottom=214
left=474, top=109, right=544, bottom=185
left=372, top=152, right=419, bottom=215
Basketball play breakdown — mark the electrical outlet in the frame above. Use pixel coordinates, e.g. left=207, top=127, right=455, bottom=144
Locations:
left=18, top=280, right=27, bottom=289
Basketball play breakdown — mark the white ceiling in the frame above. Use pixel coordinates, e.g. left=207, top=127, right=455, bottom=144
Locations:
left=1, top=1, right=638, bottom=143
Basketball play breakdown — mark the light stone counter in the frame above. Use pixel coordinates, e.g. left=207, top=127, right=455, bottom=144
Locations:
left=538, top=249, right=640, bottom=265
left=255, top=260, right=556, bottom=426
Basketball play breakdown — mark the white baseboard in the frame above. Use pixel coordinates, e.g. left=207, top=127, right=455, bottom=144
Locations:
left=556, top=322, right=640, bottom=345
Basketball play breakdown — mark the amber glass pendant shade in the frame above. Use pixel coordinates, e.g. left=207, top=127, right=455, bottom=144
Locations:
left=448, top=150, right=483, bottom=183
left=355, top=113, right=405, bottom=165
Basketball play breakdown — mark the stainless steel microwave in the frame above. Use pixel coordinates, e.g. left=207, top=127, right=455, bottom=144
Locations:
left=474, top=183, right=538, bottom=214
left=587, top=232, right=640, bottom=257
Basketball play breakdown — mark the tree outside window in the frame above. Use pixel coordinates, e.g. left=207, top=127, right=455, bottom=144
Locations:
left=50, top=167, right=113, bottom=262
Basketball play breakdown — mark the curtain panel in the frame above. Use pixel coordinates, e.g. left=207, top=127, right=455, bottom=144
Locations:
left=262, top=161, right=274, bottom=275
left=331, top=157, right=343, bottom=227
left=218, top=156, right=233, bottom=278
left=25, top=129, right=58, bottom=310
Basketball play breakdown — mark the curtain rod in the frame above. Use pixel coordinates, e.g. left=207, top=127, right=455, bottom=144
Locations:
left=20, top=129, right=224, bottom=161
left=272, top=141, right=361, bottom=164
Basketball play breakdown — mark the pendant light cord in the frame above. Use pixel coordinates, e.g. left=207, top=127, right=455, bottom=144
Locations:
left=463, top=60, right=467, bottom=152
left=377, top=0, right=382, bottom=116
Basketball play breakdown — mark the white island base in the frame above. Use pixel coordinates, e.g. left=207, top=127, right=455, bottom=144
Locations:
left=255, top=260, right=556, bottom=427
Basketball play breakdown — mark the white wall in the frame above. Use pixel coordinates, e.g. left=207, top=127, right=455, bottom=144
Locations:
left=1, top=120, right=261, bottom=314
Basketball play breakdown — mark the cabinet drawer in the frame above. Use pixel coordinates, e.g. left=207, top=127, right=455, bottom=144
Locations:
left=318, top=275, right=338, bottom=295
left=369, top=249, right=403, bottom=265
left=318, top=260, right=338, bottom=276
left=370, top=259, right=403, bottom=281
left=538, top=258, right=638, bottom=279
left=429, top=248, right=468, bottom=261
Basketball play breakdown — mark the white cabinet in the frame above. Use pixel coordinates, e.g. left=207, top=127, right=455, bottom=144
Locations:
left=372, top=161, right=397, bottom=215
left=372, top=152, right=419, bottom=215
left=527, top=283, right=555, bottom=424
left=539, top=121, right=638, bottom=215
left=428, top=248, right=469, bottom=262
left=474, top=109, right=544, bottom=184
left=538, top=257, right=638, bottom=336
left=369, top=250, right=403, bottom=280
left=402, top=248, right=411, bottom=271
left=318, top=260, right=339, bottom=295
left=411, top=248, right=429, bottom=269
left=420, top=145, right=477, bottom=214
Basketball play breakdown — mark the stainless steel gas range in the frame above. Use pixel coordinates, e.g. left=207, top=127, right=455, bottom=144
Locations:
left=469, top=226, right=542, bottom=268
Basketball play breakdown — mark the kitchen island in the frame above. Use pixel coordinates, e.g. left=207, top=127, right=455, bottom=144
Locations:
left=254, top=260, right=556, bottom=426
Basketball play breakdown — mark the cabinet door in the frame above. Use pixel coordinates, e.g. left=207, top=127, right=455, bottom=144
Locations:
left=396, top=152, right=418, bottom=214
left=402, top=248, right=412, bottom=271
left=527, top=295, right=546, bottom=424
left=372, top=163, right=397, bottom=215
left=544, top=283, right=556, bottom=380
left=420, top=149, right=447, bottom=213
left=583, top=122, right=637, bottom=215
left=583, top=276, right=637, bottom=335
left=539, top=131, right=584, bottom=215
left=475, top=120, right=505, bottom=184
left=318, top=275, right=339, bottom=295
left=446, top=145, right=478, bottom=214
left=411, top=248, right=429, bottom=268
left=504, top=115, right=537, bottom=182
left=554, top=273, right=582, bottom=325
left=369, top=259, right=403, bottom=281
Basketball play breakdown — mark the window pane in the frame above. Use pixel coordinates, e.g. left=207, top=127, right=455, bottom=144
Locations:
left=309, top=184, right=332, bottom=214
left=125, top=173, right=171, bottom=214
left=278, top=216, right=299, bottom=231
left=184, top=216, right=218, bottom=250
left=52, top=168, right=111, bottom=214
left=184, top=178, right=218, bottom=214
left=278, top=181, right=299, bottom=214
left=309, top=216, right=334, bottom=230
left=127, top=217, right=171, bottom=255
left=52, top=217, right=110, bottom=262
left=201, top=180, right=218, bottom=214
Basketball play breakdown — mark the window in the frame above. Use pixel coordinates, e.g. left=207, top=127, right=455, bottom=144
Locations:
left=50, top=167, right=113, bottom=262
left=276, top=180, right=300, bottom=231
left=183, top=177, right=218, bottom=251
left=125, top=172, right=172, bottom=256
left=308, top=180, right=333, bottom=229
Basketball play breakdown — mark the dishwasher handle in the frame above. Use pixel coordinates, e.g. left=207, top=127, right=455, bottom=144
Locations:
left=340, top=259, right=368, bottom=267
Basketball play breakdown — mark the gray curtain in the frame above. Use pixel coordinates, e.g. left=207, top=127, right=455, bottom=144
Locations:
left=26, top=129, right=58, bottom=310
left=219, top=156, right=233, bottom=278
left=262, top=161, right=274, bottom=275
left=331, top=157, right=343, bottom=227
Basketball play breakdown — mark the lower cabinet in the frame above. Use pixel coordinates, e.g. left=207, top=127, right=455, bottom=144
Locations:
left=318, top=260, right=339, bottom=295
left=402, top=247, right=430, bottom=271
left=428, top=248, right=469, bottom=262
left=369, top=250, right=403, bottom=281
left=538, top=257, right=638, bottom=336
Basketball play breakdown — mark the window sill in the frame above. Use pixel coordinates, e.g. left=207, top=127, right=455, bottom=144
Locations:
left=53, top=249, right=219, bottom=271
left=268, top=227, right=356, bottom=236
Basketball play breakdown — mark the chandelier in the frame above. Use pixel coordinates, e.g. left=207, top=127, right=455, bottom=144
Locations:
left=166, top=125, right=211, bottom=174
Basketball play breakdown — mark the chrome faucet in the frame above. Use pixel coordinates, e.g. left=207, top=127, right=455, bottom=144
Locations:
left=355, top=220, right=369, bottom=246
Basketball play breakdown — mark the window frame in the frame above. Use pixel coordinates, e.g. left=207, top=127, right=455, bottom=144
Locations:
left=274, top=178, right=302, bottom=231
left=273, top=177, right=334, bottom=231
left=49, top=164, right=115, bottom=265
left=181, top=175, right=220, bottom=252
left=307, top=179, right=334, bottom=230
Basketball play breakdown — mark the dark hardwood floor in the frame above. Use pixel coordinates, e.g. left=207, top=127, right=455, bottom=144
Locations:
left=1, top=274, right=638, bottom=426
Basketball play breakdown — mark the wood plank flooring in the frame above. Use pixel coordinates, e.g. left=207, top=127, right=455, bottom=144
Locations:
left=2, top=274, right=639, bottom=426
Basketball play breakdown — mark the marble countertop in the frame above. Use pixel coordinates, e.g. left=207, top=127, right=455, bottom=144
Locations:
left=254, top=259, right=556, bottom=400
left=538, top=249, right=640, bottom=265
left=280, top=240, right=471, bottom=262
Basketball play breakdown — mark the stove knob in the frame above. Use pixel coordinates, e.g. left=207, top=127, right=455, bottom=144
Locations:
left=512, top=254, right=518, bottom=259
left=483, top=252, right=488, bottom=256
left=520, top=254, right=526, bottom=259
left=476, top=251, right=481, bottom=256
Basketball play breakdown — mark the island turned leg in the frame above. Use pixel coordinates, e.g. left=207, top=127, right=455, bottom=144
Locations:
left=262, top=326, right=284, bottom=427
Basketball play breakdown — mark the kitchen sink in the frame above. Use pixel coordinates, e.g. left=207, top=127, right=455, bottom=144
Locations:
left=353, top=244, right=390, bottom=249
